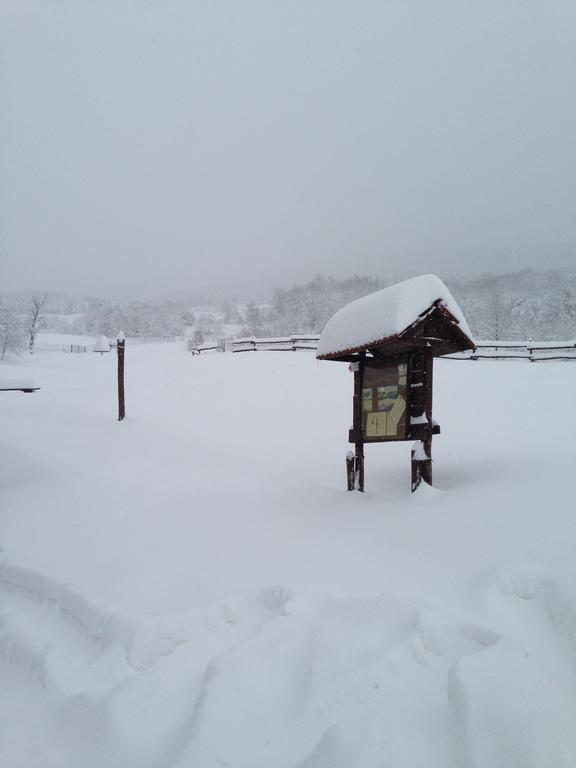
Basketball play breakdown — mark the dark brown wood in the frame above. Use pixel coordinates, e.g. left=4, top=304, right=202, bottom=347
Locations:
left=422, top=351, right=433, bottom=485
left=353, top=357, right=365, bottom=491
left=346, top=451, right=355, bottom=491
left=408, top=350, right=427, bottom=436
left=406, top=349, right=434, bottom=488
left=411, top=445, right=422, bottom=492
left=348, top=428, right=361, bottom=443
left=117, top=338, right=125, bottom=421
left=411, top=440, right=432, bottom=492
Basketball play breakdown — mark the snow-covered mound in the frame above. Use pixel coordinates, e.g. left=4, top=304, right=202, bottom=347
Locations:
left=1, top=343, right=575, bottom=767
left=317, top=274, right=473, bottom=358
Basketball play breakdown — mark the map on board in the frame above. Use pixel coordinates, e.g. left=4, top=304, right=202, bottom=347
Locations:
left=362, top=362, right=408, bottom=440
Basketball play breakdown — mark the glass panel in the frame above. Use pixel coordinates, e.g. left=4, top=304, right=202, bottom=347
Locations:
left=362, top=360, right=408, bottom=440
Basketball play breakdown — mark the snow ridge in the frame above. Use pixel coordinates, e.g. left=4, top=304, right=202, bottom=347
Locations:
left=3, top=558, right=576, bottom=767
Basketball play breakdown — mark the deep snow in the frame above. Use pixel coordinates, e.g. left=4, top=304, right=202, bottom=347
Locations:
left=1, top=341, right=576, bottom=767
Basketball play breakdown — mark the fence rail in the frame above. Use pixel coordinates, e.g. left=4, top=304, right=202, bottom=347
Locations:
left=231, top=335, right=320, bottom=353
left=445, top=340, right=576, bottom=362
left=34, top=335, right=184, bottom=354
left=190, top=335, right=576, bottom=361
left=34, top=343, right=88, bottom=353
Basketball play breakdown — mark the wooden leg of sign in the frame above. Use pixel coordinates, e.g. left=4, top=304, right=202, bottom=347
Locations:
left=351, top=357, right=365, bottom=492
left=117, top=339, right=125, bottom=421
left=411, top=439, right=432, bottom=492
left=346, top=451, right=355, bottom=491
left=423, top=435, right=432, bottom=486
left=411, top=447, right=422, bottom=492
left=423, top=351, right=434, bottom=486
left=355, top=442, right=365, bottom=492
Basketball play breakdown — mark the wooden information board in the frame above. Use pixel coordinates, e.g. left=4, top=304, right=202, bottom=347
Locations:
left=316, top=278, right=476, bottom=492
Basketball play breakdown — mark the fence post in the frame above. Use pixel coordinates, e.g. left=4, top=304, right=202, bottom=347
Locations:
left=117, top=333, right=125, bottom=421
left=353, top=358, right=365, bottom=492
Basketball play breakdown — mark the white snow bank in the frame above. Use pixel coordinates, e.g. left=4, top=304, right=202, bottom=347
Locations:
left=0, top=379, right=37, bottom=391
left=317, top=274, right=473, bottom=357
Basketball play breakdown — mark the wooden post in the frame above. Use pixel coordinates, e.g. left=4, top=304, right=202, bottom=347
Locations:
left=117, top=334, right=125, bottom=421
left=409, top=350, right=433, bottom=491
left=411, top=441, right=429, bottom=492
left=422, top=351, right=433, bottom=486
left=346, top=451, right=355, bottom=491
left=411, top=444, right=422, bottom=492
left=353, top=356, right=365, bottom=491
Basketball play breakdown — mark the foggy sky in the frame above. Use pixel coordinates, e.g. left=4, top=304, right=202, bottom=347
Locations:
left=1, top=1, right=575, bottom=300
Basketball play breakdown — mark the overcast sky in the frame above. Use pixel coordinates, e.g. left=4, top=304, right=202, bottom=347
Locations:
left=1, top=1, right=575, bottom=300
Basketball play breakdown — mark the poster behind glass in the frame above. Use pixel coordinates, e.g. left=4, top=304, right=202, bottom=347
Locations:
left=362, top=360, right=408, bottom=441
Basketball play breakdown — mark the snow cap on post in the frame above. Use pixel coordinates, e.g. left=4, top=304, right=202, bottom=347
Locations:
left=117, top=331, right=125, bottom=342
left=93, top=335, right=111, bottom=353
left=316, top=274, right=475, bottom=360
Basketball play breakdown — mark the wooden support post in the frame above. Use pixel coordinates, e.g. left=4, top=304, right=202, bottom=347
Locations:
left=355, top=445, right=365, bottom=492
left=352, top=356, right=365, bottom=492
left=410, top=350, right=434, bottom=491
left=422, top=351, right=434, bottom=486
left=117, top=335, right=125, bottom=421
left=411, top=440, right=431, bottom=492
left=346, top=451, right=355, bottom=491
left=411, top=444, right=422, bottom=492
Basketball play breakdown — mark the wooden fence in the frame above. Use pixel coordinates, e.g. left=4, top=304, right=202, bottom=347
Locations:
left=190, top=335, right=576, bottom=361
left=231, top=335, right=320, bottom=353
left=34, top=343, right=88, bottom=353
left=34, top=335, right=184, bottom=353
left=445, top=341, right=576, bottom=362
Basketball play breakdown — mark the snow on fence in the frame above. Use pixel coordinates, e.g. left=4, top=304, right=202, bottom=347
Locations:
left=189, top=336, right=576, bottom=361
left=34, top=336, right=184, bottom=353
left=446, top=340, right=576, bottom=362
left=123, top=335, right=182, bottom=345
left=231, top=335, right=320, bottom=353
left=34, top=343, right=89, bottom=353
left=188, top=339, right=226, bottom=354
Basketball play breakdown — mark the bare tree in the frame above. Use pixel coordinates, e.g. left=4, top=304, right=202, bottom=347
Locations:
left=477, top=291, right=522, bottom=341
left=24, top=291, right=48, bottom=353
left=242, top=302, right=266, bottom=337
left=0, top=303, right=25, bottom=359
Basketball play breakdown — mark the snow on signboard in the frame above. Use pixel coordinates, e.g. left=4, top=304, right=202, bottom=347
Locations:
left=316, top=274, right=473, bottom=359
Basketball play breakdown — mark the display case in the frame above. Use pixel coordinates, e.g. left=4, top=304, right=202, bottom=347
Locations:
left=361, top=359, right=408, bottom=441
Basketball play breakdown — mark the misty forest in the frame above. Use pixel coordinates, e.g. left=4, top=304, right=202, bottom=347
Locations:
left=2, top=267, right=575, bottom=357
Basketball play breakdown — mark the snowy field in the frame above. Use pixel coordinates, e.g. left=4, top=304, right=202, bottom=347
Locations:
left=1, top=340, right=576, bottom=767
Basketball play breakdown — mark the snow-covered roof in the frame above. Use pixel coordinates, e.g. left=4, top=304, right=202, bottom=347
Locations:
left=316, top=274, right=474, bottom=359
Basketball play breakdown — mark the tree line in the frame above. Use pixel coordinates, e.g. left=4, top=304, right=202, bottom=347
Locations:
left=1, top=268, right=575, bottom=359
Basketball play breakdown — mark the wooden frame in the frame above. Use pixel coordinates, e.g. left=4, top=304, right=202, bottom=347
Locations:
left=319, top=300, right=474, bottom=493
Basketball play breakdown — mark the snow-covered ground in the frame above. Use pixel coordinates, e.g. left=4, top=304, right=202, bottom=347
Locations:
left=1, top=339, right=576, bottom=767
